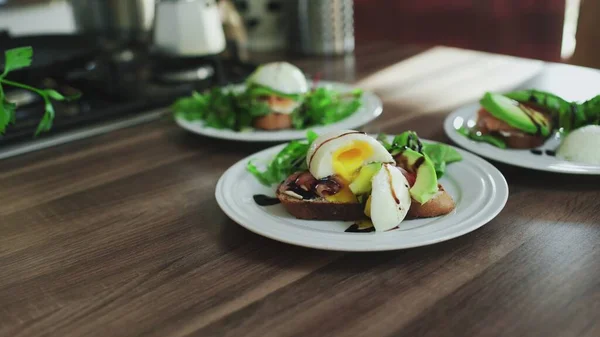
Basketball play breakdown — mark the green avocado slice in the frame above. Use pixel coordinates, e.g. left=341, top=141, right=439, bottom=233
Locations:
left=246, top=84, right=304, bottom=101
left=397, top=148, right=438, bottom=204
left=349, top=162, right=382, bottom=195
left=480, top=92, right=551, bottom=137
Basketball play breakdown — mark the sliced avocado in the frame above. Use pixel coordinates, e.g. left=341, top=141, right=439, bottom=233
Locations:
left=480, top=92, right=551, bottom=136
left=246, top=84, right=304, bottom=101
left=397, top=148, right=438, bottom=204
left=364, top=195, right=372, bottom=218
left=349, top=162, right=382, bottom=195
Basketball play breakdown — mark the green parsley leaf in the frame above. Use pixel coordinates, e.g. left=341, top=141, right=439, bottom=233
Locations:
left=2, top=46, right=33, bottom=77
left=35, top=99, right=55, bottom=136
left=0, top=46, right=79, bottom=136
left=0, top=99, right=17, bottom=134
left=41, top=89, right=66, bottom=101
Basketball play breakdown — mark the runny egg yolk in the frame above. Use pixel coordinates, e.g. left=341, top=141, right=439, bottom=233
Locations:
left=324, top=141, right=374, bottom=203
left=332, top=141, right=374, bottom=182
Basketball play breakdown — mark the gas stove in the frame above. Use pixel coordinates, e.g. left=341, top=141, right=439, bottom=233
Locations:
left=0, top=33, right=256, bottom=160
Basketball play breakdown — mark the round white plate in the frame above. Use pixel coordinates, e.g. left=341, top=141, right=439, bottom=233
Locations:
left=175, top=81, right=382, bottom=142
left=444, top=102, right=600, bottom=174
left=215, top=137, right=509, bottom=251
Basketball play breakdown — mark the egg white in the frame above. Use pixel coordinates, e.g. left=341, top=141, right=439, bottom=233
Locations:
left=370, top=164, right=412, bottom=232
left=250, top=62, right=308, bottom=96
left=267, top=98, right=303, bottom=115
left=307, top=130, right=395, bottom=180
left=557, top=125, right=600, bottom=164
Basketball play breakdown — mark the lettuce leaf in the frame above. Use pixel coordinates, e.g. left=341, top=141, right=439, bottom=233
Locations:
left=292, top=88, right=362, bottom=129
left=377, top=131, right=462, bottom=178
left=173, top=88, right=271, bottom=131
left=247, top=130, right=319, bottom=186
left=172, top=85, right=363, bottom=131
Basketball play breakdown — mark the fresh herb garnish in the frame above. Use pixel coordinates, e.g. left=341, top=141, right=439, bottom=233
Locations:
left=0, top=46, right=80, bottom=136
left=247, top=130, right=319, bottom=186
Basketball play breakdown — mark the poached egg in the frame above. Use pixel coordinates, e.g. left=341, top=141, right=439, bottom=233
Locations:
left=306, top=130, right=411, bottom=231
left=367, top=164, right=412, bottom=231
left=249, top=62, right=308, bottom=114
left=557, top=125, right=600, bottom=165
left=307, top=130, right=395, bottom=181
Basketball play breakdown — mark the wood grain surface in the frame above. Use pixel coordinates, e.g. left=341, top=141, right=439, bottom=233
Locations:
left=1, top=42, right=600, bottom=337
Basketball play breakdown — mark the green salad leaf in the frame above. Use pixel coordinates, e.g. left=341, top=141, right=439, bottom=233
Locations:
left=457, top=126, right=507, bottom=149
left=172, top=84, right=363, bottom=131
left=474, top=89, right=600, bottom=139
left=377, top=131, right=462, bottom=177
left=247, top=130, right=462, bottom=186
left=173, top=88, right=271, bottom=131
left=291, top=88, right=363, bottom=129
left=421, top=143, right=462, bottom=178
left=247, top=130, right=319, bottom=186
left=377, top=131, right=423, bottom=155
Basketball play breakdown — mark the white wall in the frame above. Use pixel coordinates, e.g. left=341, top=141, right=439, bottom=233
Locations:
left=0, top=0, right=75, bottom=36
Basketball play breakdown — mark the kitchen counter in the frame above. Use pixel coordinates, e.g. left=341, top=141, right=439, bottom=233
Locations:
left=1, top=42, right=600, bottom=337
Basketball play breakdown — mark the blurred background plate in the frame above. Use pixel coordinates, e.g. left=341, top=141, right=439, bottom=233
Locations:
left=444, top=102, right=600, bottom=175
left=174, top=80, right=382, bottom=142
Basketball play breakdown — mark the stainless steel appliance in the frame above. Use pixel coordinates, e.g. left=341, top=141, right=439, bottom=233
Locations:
left=0, top=0, right=255, bottom=160
left=153, top=0, right=226, bottom=57
left=290, top=0, right=355, bottom=55
left=69, top=0, right=156, bottom=43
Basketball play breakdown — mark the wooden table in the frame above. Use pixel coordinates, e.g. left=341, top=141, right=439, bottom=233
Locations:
left=1, top=42, right=600, bottom=337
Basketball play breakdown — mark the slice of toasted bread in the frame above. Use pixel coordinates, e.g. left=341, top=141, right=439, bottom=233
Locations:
left=276, top=184, right=455, bottom=221
left=406, top=185, right=455, bottom=219
left=276, top=189, right=366, bottom=221
left=253, top=113, right=292, bottom=130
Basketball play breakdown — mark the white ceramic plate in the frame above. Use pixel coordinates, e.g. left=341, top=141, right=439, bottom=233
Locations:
left=175, top=81, right=382, bottom=142
left=215, top=136, right=509, bottom=251
left=444, top=102, right=600, bottom=174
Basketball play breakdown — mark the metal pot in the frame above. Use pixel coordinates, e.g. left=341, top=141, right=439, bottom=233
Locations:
left=69, top=0, right=156, bottom=43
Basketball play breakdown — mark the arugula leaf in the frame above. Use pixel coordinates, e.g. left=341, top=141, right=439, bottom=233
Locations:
left=247, top=130, right=318, bottom=186
left=1, top=46, right=33, bottom=77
